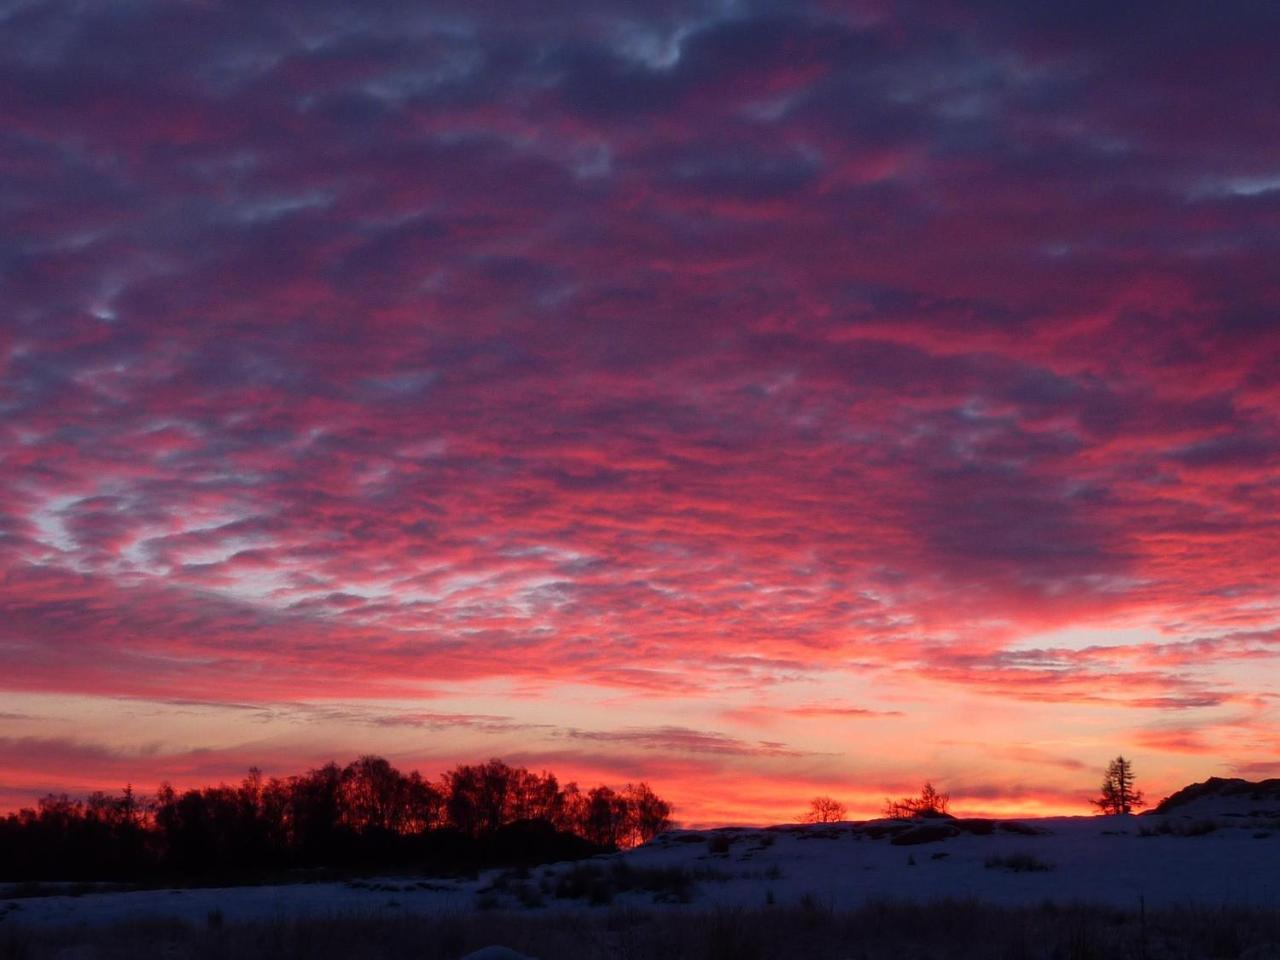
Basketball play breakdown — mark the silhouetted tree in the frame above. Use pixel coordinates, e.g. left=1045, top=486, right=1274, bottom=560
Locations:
left=623, top=782, right=673, bottom=845
left=582, top=785, right=629, bottom=847
left=1092, top=756, right=1144, bottom=815
left=884, top=781, right=950, bottom=819
left=556, top=782, right=589, bottom=835
left=446, top=759, right=516, bottom=837
left=802, top=796, right=847, bottom=823
left=288, top=761, right=346, bottom=863
left=0, top=755, right=671, bottom=882
left=341, top=755, right=410, bottom=832
left=403, top=771, right=445, bottom=833
left=507, top=768, right=562, bottom=823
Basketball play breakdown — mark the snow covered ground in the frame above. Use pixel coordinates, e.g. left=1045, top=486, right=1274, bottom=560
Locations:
left=4, top=810, right=1278, bottom=929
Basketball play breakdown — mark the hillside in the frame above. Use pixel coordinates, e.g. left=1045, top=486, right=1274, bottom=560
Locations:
left=5, top=809, right=1280, bottom=929
left=1153, top=777, right=1280, bottom=817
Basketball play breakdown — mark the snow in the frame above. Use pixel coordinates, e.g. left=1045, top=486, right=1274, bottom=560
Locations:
left=1158, top=793, right=1280, bottom=821
left=3, top=813, right=1278, bottom=929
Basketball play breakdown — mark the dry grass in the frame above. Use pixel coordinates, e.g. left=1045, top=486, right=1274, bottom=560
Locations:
left=5, top=900, right=1280, bottom=960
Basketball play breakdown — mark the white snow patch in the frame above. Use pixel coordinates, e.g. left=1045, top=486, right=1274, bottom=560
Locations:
left=5, top=815, right=1280, bottom=929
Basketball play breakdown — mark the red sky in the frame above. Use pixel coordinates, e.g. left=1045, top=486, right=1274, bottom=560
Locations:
left=2, top=0, right=1279, bottom=825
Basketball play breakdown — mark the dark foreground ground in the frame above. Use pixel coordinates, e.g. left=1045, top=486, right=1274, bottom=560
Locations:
left=6, top=900, right=1280, bottom=960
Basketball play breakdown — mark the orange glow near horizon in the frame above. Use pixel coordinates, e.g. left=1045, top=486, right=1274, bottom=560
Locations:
left=0, top=670, right=1263, bottom=827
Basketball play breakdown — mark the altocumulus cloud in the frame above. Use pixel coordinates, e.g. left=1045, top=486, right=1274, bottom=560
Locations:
left=2, top=0, right=1280, bottom=821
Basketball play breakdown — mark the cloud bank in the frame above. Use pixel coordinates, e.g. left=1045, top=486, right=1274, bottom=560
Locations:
left=2, top=0, right=1279, bottom=822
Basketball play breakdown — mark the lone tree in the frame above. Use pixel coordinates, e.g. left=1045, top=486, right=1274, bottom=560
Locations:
left=1092, top=756, right=1144, bottom=815
left=884, top=781, right=950, bottom=819
left=802, top=795, right=847, bottom=823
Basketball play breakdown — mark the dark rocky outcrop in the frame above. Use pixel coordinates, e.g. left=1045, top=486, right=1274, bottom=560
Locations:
left=1153, top=777, right=1280, bottom=814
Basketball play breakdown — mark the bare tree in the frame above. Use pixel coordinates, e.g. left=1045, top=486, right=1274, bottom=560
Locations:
left=622, top=782, right=673, bottom=846
left=0, top=755, right=676, bottom=881
left=1092, top=756, right=1144, bottom=815
left=884, top=781, right=950, bottom=819
left=802, top=795, right=847, bottom=823
left=582, top=785, right=629, bottom=846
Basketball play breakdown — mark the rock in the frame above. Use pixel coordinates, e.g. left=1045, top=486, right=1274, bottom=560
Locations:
left=1154, top=776, right=1280, bottom=814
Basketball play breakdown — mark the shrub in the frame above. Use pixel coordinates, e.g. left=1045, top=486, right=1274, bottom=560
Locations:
left=884, top=782, right=950, bottom=819
left=801, top=796, right=846, bottom=823
left=1181, top=819, right=1219, bottom=836
left=999, top=820, right=1044, bottom=836
left=984, top=852, right=1053, bottom=872
left=551, top=861, right=700, bottom=905
left=890, top=824, right=959, bottom=846
left=1139, top=818, right=1219, bottom=838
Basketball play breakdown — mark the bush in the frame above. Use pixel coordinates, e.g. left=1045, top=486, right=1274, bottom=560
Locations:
left=998, top=821, right=1045, bottom=836
left=1138, top=818, right=1219, bottom=838
left=984, top=852, right=1053, bottom=872
left=884, top=782, right=950, bottom=819
left=552, top=861, right=697, bottom=905
left=890, top=824, right=959, bottom=846
left=801, top=796, right=846, bottom=823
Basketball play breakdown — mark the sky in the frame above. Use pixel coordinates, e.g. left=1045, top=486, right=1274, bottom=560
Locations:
left=2, top=0, right=1279, bottom=826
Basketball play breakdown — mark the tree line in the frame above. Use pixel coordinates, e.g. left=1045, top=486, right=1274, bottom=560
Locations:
left=802, top=781, right=951, bottom=823
left=801, top=757, right=1146, bottom=823
left=0, top=756, right=672, bottom=882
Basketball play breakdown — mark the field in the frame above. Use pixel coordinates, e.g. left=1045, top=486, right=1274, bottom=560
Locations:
left=7, top=900, right=1280, bottom=960
left=5, top=806, right=1280, bottom=958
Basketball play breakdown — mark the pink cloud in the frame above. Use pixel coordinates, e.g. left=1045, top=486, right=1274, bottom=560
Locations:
left=2, top=0, right=1279, bottom=824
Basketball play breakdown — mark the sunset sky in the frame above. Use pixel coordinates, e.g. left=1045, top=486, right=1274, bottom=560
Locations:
left=3, top=1, right=1279, bottom=826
